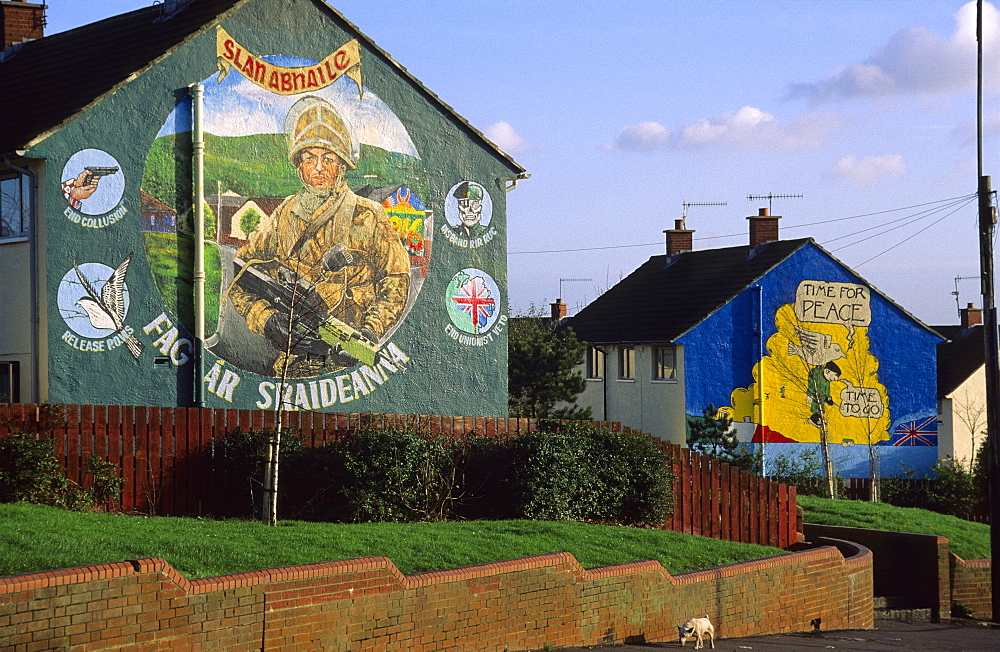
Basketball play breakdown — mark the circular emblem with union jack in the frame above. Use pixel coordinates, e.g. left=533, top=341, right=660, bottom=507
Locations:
left=446, top=268, right=502, bottom=335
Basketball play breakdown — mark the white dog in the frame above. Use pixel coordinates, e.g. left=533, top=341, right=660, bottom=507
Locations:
left=678, top=615, right=714, bottom=649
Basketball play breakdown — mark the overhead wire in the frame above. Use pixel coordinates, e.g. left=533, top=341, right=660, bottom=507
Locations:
left=844, top=196, right=977, bottom=268
left=507, top=194, right=978, bottom=255
left=823, top=195, right=975, bottom=250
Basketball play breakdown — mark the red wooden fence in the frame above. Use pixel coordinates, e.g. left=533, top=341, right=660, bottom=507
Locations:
left=661, top=443, right=800, bottom=548
left=0, top=403, right=802, bottom=548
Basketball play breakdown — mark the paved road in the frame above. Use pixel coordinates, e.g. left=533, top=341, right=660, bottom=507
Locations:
left=553, top=619, right=1000, bottom=651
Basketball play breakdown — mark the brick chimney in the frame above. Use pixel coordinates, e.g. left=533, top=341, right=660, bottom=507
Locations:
left=748, top=207, right=781, bottom=247
left=550, top=299, right=567, bottom=321
left=1, top=1, right=45, bottom=47
left=961, top=302, right=983, bottom=328
left=664, top=218, right=695, bottom=256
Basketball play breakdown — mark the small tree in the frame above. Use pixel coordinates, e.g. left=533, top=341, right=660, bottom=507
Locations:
left=203, top=204, right=217, bottom=240
left=687, top=404, right=759, bottom=471
left=240, top=207, right=262, bottom=237
left=508, top=310, right=590, bottom=419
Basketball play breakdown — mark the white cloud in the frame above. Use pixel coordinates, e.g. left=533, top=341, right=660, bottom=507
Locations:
left=830, top=154, right=906, bottom=184
left=603, top=121, right=672, bottom=151
left=605, top=108, right=842, bottom=153
left=483, top=121, right=528, bottom=153
left=788, top=1, right=1000, bottom=103
left=675, top=107, right=844, bottom=150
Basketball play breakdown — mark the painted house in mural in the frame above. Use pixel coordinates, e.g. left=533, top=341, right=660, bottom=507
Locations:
left=935, top=304, right=988, bottom=467
left=0, top=0, right=525, bottom=415
left=566, top=210, right=944, bottom=477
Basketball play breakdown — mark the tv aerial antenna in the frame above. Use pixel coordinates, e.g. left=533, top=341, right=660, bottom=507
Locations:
left=558, top=278, right=592, bottom=302
left=677, top=200, right=727, bottom=228
left=953, top=275, right=981, bottom=317
left=747, top=193, right=803, bottom=213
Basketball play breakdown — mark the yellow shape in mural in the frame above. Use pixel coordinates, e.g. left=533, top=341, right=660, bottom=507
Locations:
left=720, top=302, right=891, bottom=445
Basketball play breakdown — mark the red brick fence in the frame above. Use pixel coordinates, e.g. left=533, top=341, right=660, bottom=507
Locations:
left=804, top=523, right=993, bottom=622
left=0, top=403, right=801, bottom=548
left=0, top=542, right=871, bottom=650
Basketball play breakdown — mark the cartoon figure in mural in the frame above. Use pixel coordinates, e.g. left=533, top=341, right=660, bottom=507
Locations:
left=805, top=360, right=841, bottom=427
left=449, top=181, right=486, bottom=238
left=722, top=296, right=891, bottom=448
left=787, top=325, right=845, bottom=367
left=227, top=95, right=410, bottom=377
left=788, top=324, right=846, bottom=427
left=61, top=166, right=119, bottom=210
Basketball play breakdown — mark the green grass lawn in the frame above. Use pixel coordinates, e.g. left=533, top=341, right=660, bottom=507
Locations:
left=798, top=494, right=990, bottom=560
left=0, top=503, right=785, bottom=580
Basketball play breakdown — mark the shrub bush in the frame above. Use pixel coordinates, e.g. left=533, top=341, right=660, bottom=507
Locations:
left=211, top=422, right=673, bottom=526
left=881, top=455, right=984, bottom=520
left=0, top=431, right=120, bottom=510
left=331, top=428, right=453, bottom=523
left=508, top=422, right=672, bottom=524
left=767, top=449, right=845, bottom=498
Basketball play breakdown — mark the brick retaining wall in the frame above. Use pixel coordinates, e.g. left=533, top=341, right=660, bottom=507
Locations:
left=950, top=554, right=992, bottom=621
left=803, top=523, right=992, bottom=622
left=0, top=544, right=871, bottom=651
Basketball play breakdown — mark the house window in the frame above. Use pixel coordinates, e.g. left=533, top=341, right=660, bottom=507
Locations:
left=653, top=345, right=676, bottom=380
left=0, top=174, right=30, bottom=239
left=0, top=362, right=19, bottom=403
left=619, top=346, right=635, bottom=379
left=586, top=346, right=604, bottom=379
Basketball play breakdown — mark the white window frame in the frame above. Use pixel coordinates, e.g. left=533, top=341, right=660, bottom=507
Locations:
left=618, top=346, right=635, bottom=380
left=586, top=346, right=605, bottom=379
left=653, top=345, right=677, bottom=381
left=0, top=173, right=30, bottom=241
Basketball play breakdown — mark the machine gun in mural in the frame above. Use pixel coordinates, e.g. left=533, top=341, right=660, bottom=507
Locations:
left=230, top=256, right=379, bottom=367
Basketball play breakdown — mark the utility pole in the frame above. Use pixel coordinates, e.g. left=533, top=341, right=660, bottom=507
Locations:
left=975, top=0, right=1000, bottom=620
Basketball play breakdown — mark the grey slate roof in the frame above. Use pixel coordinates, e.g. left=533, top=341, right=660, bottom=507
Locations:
left=0, top=0, right=524, bottom=174
left=0, top=1, right=242, bottom=154
left=564, top=238, right=812, bottom=344
left=935, top=325, right=985, bottom=398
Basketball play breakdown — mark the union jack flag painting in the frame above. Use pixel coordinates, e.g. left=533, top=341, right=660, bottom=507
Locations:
left=451, top=275, right=495, bottom=332
left=888, top=416, right=938, bottom=446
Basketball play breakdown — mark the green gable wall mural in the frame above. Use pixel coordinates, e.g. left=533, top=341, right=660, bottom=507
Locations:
left=30, top=0, right=522, bottom=415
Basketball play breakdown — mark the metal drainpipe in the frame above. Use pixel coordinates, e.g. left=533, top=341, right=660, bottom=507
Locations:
left=190, top=84, right=206, bottom=407
left=754, top=284, right=766, bottom=476
left=4, top=155, right=40, bottom=402
left=596, top=346, right=608, bottom=421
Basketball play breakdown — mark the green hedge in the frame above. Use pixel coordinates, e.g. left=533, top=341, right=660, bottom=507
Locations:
left=210, top=423, right=673, bottom=526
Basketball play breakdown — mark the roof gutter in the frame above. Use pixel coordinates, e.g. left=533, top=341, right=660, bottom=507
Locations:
left=505, top=173, right=531, bottom=193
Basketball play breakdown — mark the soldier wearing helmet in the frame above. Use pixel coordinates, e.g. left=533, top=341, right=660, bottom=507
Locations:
left=449, top=181, right=486, bottom=238
left=229, top=95, right=410, bottom=377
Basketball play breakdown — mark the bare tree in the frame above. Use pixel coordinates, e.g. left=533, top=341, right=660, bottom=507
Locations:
left=952, top=388, right=986, bottom=470
left=239, top=252, right=377, bottom=526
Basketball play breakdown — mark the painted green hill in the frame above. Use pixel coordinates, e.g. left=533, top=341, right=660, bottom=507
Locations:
left=142, top=131, right=428, bottom=212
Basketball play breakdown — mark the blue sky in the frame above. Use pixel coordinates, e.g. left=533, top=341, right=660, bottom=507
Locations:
left=48, top=0, right=1000, bottom=325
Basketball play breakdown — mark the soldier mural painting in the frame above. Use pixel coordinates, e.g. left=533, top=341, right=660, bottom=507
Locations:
left=140, top=39, right=436, bottom=396
left=227, top=96, right=410, bottom=378
left=21, top=0, right=519, bottom=415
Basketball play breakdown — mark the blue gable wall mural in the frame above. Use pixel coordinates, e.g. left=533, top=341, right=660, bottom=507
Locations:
left=678, top=242, right=941, bottom=477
